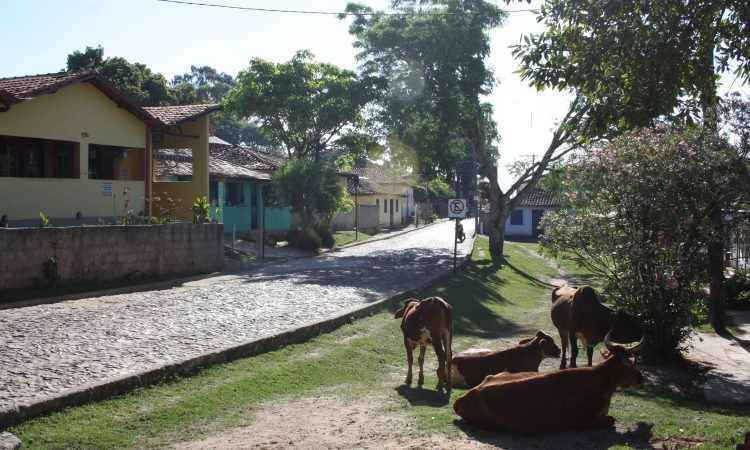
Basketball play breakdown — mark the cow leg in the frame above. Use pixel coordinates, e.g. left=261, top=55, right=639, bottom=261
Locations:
left=568, top=331, right=579, bottom=368
left=586, top=343, right=595, bottom=367
left=432, top=338, right=447, bottom=392
left=417, top=344, right=426, bottom=386
left=404, top=338, right=414, bottom=386
left=443, top=330, right=452, bottom=392
left=558, top=328, right=568, bottom=369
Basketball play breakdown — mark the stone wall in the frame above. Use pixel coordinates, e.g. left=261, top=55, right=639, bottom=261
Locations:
left=0, top=223, right=224, bottom=291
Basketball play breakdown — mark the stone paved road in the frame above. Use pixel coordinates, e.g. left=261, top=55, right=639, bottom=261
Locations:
left=0, top=220, right=474, bottom=410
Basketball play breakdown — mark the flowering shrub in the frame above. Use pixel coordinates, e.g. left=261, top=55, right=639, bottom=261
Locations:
left=541, top=126, right=745, bottom=361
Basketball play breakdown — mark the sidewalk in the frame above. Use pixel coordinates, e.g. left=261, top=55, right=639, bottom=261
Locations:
left=688, top=310, right=750, bottom=405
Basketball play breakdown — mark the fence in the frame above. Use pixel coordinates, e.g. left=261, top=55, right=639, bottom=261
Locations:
left=728, top=211, right=750, bottom=269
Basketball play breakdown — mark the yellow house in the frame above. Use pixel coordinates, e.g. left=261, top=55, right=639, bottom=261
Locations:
left=0, top=72, right=218, bottom=225
left=349, top=165, right=415, bottom=229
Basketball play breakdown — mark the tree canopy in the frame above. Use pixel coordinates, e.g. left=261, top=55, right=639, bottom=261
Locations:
left=225, top=50, right=381, bottom=162
left=66, top=46, right=174, bottom=106
left=513, top=1, right=750, bottom=135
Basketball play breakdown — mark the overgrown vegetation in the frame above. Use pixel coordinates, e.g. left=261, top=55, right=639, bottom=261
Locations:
left=540, top=126, right=747, bottom=361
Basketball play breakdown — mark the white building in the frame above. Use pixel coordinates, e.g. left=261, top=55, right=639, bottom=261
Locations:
left=504, top=188, right=562, bottom=238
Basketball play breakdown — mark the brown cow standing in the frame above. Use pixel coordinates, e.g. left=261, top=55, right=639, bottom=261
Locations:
left=453, top=332, right=644, bottom=433
left=551, top=285, right=642, bottom=369
left=450, top=331, right=561, bottom=388
left=395, top=297, right=453, bottom=392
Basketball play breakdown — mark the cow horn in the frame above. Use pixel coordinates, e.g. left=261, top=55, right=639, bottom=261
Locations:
left=603, top=330, right=616, bottom=352
left=626, top=335, right=645, bottom=354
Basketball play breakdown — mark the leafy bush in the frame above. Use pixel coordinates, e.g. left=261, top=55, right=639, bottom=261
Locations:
left=287, top=227, right=322, bottom=251
left=726, top=269, right=750, bottom=309
left=39, top=212, right=50, bottom=228
left=192, top=196, right=210, bottom=224
left=316, top=225, right=336, bottom=249
left=273, top=159, right=347, bottom=237
left=541, top=126, right=746, bottom=361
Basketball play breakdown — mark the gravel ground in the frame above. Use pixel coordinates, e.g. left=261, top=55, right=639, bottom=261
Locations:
left=0, top=220, right=474, bottom=410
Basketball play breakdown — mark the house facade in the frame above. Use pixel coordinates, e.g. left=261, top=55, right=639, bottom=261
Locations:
left=154, top=140, right=291, bottom=234
left=346, top=165, right=415, bottom=229
left=504, top=188, right=561, bottom=238
left=0, top=71, right=218, bottom=225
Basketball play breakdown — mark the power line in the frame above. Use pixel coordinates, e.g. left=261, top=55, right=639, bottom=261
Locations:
left=154, top=0, right=537, bottom=16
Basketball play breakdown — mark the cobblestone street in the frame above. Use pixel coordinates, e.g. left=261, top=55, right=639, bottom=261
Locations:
left=0, top=220, right=474, bottom=411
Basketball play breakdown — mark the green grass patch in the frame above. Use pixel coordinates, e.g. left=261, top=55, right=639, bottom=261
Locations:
left=11, top=238, right=750, bottom=449
left=332, top=230, right=372, bottom=247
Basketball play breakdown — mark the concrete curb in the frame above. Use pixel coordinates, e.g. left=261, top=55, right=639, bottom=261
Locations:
left=0, top=235, right=475, bottom=430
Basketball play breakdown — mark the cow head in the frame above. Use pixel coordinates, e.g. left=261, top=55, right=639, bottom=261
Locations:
left=602, top=331, right=645, bottom=388
left=519, top=331, right=561, bottom=358
left=535, top=331, right=562, bottom=358
left=394, top=298, right=420, bottom=319
left=609, top=310, right=643, bottom=344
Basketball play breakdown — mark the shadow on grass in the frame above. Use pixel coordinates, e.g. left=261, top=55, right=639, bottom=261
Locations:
left=622, top=383, right=750, bottom=417
left=454, top=419, right=656, bottom=450
left=394, top=385, right=450, bottom=407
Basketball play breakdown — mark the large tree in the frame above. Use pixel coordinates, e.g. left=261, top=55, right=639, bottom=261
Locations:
left=343, top=0, right=585, bottom=263
left=225, top=50, right=381, bottom=162
left=513, top=0, right=750, bottom=330
left=66, top=46, right=174, bottom=106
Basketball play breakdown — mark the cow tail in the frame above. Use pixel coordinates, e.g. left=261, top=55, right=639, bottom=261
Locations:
left=447, top=306, right=453, bottom=388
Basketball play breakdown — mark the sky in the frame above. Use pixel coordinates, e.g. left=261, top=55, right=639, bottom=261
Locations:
left=2, top=0, right=747, bottom=189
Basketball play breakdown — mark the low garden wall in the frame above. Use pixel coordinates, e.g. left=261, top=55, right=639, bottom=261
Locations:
left=0, top=223, right=224, bottom=291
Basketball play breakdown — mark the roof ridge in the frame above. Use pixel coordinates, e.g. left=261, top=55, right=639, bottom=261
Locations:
left=0, top=71, right=72, bottom=82
left=143, top=103, right=220, bottom=110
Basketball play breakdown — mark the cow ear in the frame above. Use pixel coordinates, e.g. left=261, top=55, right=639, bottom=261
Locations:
left=394, top=306, right=406, bottom=319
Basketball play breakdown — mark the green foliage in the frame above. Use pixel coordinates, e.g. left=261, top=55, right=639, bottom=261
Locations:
left=342, top=1, right=504, bottom=182
left=273, top=159, right=347, bottom=232
left=726, top=268, right=750, bottom=309
left=414, top=178, right=455, bottom=202
left=39, top=211, right=50, bottom=228
left=66, top=46, right=174, bottom=106
left=540, top=126, right=747, bottom=361
left=192, top=197, right=210, bottom=224
left=287, top=227, right=323, bottom=252
left=225, top=50, right=381, bottom=161
left=513, top=1, right=750, bottom=136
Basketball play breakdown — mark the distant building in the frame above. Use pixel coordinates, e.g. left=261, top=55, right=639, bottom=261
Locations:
left=504, top=188, right=562, bottom=238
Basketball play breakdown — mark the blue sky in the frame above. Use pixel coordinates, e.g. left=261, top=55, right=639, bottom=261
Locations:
left=2, top=0, right=747, bottom=188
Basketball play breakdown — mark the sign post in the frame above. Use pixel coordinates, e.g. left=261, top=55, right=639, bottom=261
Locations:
left=448, top=199, right=467, bottom=273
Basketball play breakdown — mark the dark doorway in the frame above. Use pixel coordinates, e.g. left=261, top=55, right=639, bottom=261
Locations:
left=532, top=209, right=545, bottom=238
left=389, top=199, right=394, bottom=227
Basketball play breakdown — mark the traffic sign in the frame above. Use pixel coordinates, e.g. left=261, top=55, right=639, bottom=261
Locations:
left=448, top=198, right=467, bottom=219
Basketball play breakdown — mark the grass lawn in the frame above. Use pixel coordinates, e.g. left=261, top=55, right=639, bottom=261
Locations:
left=11, top=238, right=750, bottom=449
left=332, top=230, right=372, bottom=247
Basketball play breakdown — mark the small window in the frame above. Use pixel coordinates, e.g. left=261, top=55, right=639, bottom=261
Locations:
left=376, top=199, right=379, bottom=210
left=384, top=198, right=387, bottom=213
left=226, top=182, right=245, bottom=207
left=510, top=209, right=524, bottom=225
left=89, top=144, right=144, bottom=180
left=396, top=199, right=399, bottom=212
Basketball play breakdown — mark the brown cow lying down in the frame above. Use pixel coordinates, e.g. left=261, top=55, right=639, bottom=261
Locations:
left=453, top=332, right=644, bottom=433
left=450, top=331, right=561, bottom=388
left=395, top=297, right=453, bottom=392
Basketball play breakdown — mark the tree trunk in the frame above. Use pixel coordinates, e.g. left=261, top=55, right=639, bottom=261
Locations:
left=485, top=158, right=507, bottom=263
left=699, top=16, right=726, bottom=333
